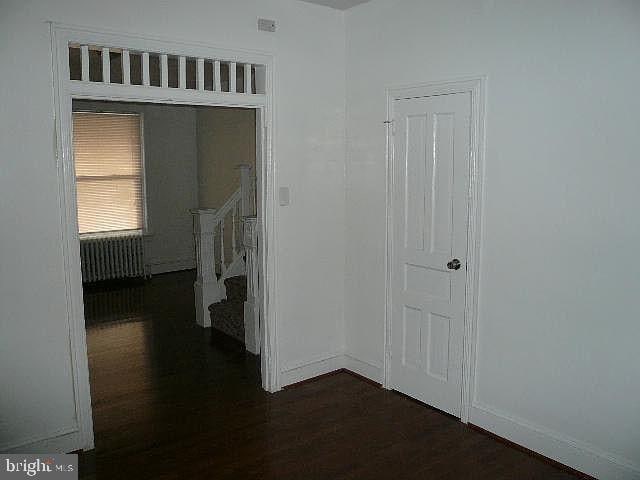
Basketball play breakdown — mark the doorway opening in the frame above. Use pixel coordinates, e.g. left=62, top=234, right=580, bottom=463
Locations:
left=51, top=24, right=277, bottom=452
left=70, top=99, right=262, bottom=461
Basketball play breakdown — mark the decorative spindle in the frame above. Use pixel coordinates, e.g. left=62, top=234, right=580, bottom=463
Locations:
left=160, top=54, right=168, bottom=88
left=101, top=48, right=110, bottom=83
left=229, top=62, right=236, bottom=92
left=196, top=58, right=205, bottom=91
left=142, top=52, right=150, bottom=86
left=214, top=60, right=221, bottom=91
left=244, top=64, right=252, bottom=94
left=80, top=45, right=89, bottom=81
left=122, top=50, right=131, bottom=85
left=179, top=56, right=186, bottom=89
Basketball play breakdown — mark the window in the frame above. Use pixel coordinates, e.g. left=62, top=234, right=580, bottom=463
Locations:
left=72, top=112, right=145, bottom=236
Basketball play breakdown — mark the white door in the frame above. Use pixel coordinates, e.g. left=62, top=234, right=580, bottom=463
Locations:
left=390, top=92, right=471, bottom=417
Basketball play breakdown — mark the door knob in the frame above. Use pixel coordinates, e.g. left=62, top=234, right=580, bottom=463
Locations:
left=447, top=258, right=461, bottom=270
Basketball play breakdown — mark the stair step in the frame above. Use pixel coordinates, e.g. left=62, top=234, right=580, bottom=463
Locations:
left=206, top=275, right=246, bottom=344
left=224, top=275, right=247, bottom=302
left=209, top=298, right=244, bottom=343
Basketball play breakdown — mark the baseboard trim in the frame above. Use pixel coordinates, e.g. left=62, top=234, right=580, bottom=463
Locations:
left=468, top=424, right=596, bottom=480
left=343, top=354, right=383, bottom=384
left=282, top=368, right=346, bottom=389
left=470, top=403, right=640, bottom=480
left=2, top=427, right=83, bottom=454
left=146, top=257, right=195, bottom=275
left=280, top=353, right=383, bottom=389
left=280, top=354, right=345, bottom=387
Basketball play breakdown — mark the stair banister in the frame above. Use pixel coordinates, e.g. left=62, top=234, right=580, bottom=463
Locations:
left=193, top=166, right=255, bottom=331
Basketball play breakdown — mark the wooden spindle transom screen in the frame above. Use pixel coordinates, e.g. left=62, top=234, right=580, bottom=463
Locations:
left=68, top=43, right=265, bottom=95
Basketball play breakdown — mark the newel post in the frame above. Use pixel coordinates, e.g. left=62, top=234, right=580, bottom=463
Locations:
left=192, top=209, right=224, bottom=327
left=242, top=215, right=260, bottom=354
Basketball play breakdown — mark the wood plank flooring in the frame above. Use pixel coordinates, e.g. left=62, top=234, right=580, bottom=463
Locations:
left=79, top=270, right=582, bottom=479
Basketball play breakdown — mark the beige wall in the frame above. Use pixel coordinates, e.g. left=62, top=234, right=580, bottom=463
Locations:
left=197, top=107, right=256, bottom=209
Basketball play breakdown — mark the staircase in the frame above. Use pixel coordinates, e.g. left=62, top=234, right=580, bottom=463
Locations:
left=208, top=275, right=246, bottom=343
left=192, top=164, right=260, bottom=354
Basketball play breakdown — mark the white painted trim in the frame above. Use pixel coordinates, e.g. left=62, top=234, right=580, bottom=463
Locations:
left=279, top=353, right=383, bottom=388
left=281, top=350, right=345, bottom=373
left=213, top=188, right=242, bottom=221
left=2, top=427, right=82, bottom=454
left=222, top=253, right=246, bottom=279
left=50, top=23, right=96, bottom=453
left=68, top=82, right=266, bottom=108
left=343, top=354, right=383, bottom=384
left=257, top=100, right=280, bottom=392
left=470, top=403, right=640, bottom=480
left=50, top=23, right=279, bottom=454
left=279, top=353, right=345, bottom=387
left=62, top=22, right=271, bottom=66
left=134, top=113, right=150, bottom=236
left=383, top=77, right=487, bottom=426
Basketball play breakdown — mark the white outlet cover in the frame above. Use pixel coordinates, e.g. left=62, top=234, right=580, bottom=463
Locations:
left=279, top=187, right=290, bottom=206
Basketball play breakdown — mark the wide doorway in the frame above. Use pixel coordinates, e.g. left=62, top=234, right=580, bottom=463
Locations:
left=71, top=97, right=265, bottom=460
left=52, top=24, right=276, bottom=454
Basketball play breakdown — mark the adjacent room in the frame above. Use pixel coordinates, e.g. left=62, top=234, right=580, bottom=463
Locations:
left=1, top=1, right=638, bottom=479
left=73, top=99, right=259, bottom=339
left=71, top=96, right=262, bottom=470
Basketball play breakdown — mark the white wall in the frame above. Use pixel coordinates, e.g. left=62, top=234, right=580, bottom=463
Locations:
left=142, top=104, right=198, bottom=274
left=0, top=0, right=346, bottom=452
left=344, top=1, right=640, bottom=478
left=74, top=101, right=198, bottom=275
left=6, top=1, right=634, bottom=476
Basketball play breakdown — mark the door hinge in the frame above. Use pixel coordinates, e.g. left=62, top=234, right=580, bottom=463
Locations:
left=384, top=120, right=395, bottom=135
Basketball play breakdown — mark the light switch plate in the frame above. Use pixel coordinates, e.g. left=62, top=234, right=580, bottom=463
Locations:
left=279, top=187, right=290, bottom=206
left=258, top=18, right=276, bottom=33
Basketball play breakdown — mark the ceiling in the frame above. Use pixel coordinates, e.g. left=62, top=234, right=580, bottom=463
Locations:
left=298, top=0, right=371, bottom=10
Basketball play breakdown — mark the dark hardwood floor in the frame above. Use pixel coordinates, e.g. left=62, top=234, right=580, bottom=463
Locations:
left=80, top=270, right=582, bottom=480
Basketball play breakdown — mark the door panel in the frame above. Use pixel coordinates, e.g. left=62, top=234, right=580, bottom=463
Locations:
left=390, top=92, right=471, bottom=417
left=404, top=113, right=427, bottom=251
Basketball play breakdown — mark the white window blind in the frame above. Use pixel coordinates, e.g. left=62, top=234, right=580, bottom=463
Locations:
left=72, top=112, right=144, bottom=235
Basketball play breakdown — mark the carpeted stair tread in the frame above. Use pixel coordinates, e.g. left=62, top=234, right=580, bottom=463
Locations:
left=224, top=275, right=247, bottom=302
left=209, top=299, right=244, bottom=343
left=208, top=275, right=247, bottom=343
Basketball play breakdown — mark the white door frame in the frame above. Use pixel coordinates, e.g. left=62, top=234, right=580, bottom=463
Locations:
left=50, top=23, right=280, bottom=451
left=383, top=77, right=486, bottom=423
